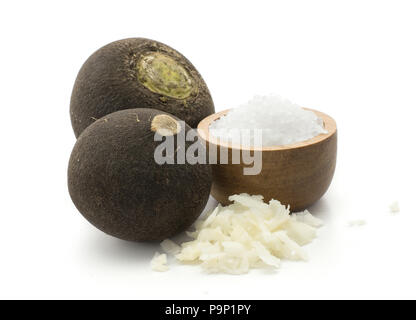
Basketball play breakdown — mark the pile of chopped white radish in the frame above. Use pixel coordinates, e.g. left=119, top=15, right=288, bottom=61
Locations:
left=158, top=193, right=323, bottom=274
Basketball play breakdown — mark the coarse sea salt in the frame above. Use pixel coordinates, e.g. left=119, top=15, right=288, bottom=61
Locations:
left=209, top=95, right=328, bottom=147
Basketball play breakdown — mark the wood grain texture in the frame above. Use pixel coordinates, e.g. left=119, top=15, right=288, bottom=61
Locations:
left=198, top=109, right=337, bottom=211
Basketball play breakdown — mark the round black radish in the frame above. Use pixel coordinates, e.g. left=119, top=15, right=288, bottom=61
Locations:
left=68, top=108, right=212, bottom=242
left=70, top=38, right=215, bottom=137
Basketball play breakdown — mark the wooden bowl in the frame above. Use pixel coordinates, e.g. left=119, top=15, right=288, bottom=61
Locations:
left=197, top=109, right=337, bottom=211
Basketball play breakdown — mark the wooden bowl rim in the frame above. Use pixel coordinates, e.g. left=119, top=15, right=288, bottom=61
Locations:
left=197, top=108, right=337, bottom=151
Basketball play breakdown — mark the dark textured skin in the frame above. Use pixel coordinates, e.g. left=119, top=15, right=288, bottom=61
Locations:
left=70, top=38, right=215, bottom=137
left=68, top=108, right=212, bottom=242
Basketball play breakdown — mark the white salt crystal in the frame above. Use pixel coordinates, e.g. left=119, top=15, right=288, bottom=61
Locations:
left=209, top=95, right=328, bottom=147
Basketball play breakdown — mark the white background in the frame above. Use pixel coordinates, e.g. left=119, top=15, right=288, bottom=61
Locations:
left=1, top=0, right=415, bottom=300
